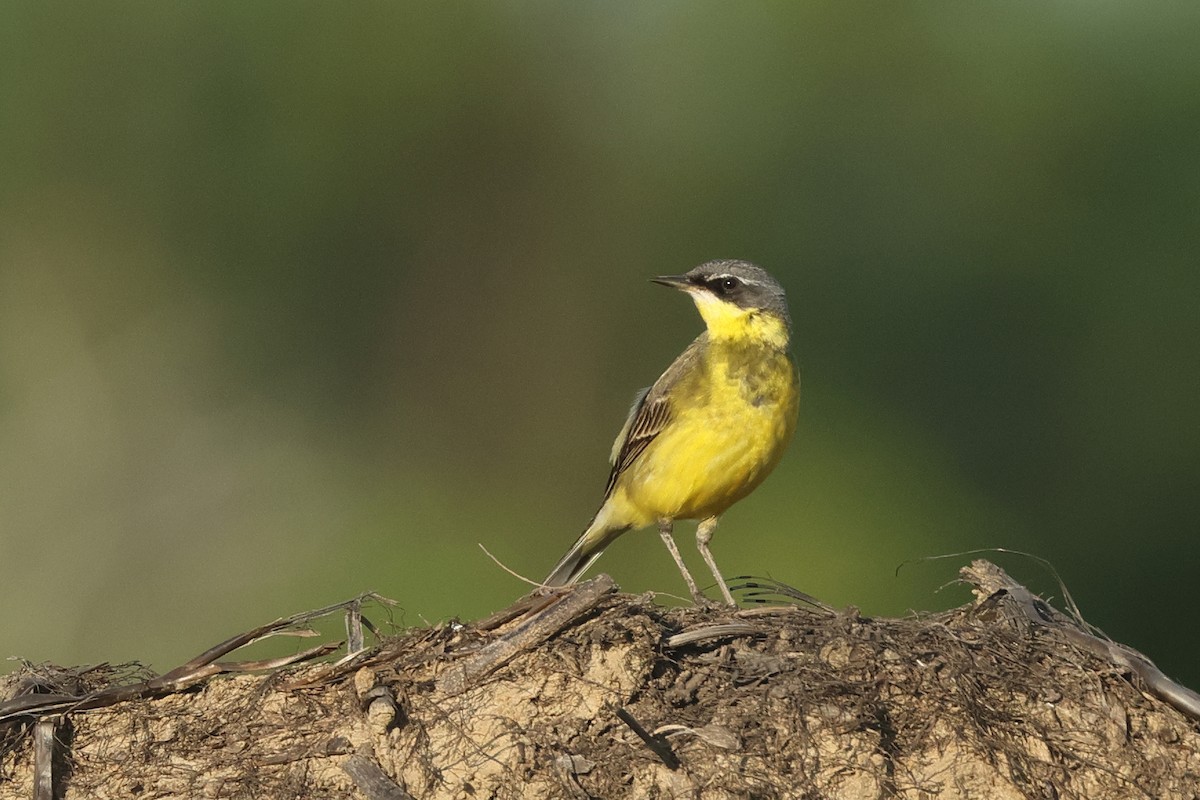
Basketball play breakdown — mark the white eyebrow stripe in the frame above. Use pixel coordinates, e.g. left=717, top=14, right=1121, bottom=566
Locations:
left=710, top=274, right=761, bottom=286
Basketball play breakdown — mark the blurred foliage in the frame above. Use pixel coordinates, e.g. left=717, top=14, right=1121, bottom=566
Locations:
left=1, top=4, right=1197, bottom=685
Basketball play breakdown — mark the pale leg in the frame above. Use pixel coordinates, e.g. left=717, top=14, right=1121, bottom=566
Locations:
left=697, top=516, right=736, bottom=607
left=658, top=519, right=706, bottom=605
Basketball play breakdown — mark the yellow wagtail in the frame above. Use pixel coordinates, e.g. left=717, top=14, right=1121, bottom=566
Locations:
left=544, top=259, right=800, bottom=606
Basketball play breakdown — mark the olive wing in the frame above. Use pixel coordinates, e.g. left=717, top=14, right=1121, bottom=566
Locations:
left=600, top=336, right=703, bottom=500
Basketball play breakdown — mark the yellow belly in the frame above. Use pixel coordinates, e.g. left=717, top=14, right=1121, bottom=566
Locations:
left=613, top=348, right=798, bottom=526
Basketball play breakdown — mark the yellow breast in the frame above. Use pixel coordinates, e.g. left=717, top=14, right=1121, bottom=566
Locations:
left=614, top=338, right=799, bottom=525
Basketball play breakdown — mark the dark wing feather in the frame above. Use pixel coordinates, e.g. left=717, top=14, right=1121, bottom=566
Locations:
left=600, top=335, right=705, bottom=500
left=603, top=392, right=670, bottom=499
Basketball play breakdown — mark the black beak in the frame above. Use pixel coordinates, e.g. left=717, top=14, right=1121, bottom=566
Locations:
left=650, top=274, right=692, bottom=290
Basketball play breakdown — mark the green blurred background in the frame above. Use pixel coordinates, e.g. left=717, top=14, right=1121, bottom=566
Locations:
left=2, top=4, right=1198, bottom=685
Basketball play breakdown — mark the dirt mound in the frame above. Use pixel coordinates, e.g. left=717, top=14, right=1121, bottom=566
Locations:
left=2, top=563, right=1197, bottom=799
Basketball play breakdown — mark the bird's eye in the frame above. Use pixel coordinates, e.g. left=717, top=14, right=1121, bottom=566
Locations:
left=713, top=276, right=740, bottom=293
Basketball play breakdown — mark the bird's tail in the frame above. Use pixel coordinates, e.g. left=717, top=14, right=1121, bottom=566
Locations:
left=543, top=508, right=630, bottom=587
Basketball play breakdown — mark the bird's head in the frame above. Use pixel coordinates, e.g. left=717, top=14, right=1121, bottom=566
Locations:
left=652, top=260, right=791, bottom=348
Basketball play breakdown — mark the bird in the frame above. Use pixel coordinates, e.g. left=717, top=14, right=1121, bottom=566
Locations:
left=543, top=259, right=800, bottom=606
